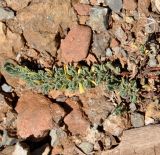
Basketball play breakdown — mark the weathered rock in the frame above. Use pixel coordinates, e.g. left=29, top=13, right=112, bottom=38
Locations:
left=80, top=0, right=90, bottom=4
left=103, top=115, right=128, bottom=137
left=73, top=3, right=92, bottom=16
left=79, top=86, right=114, bottom=124
left=64, top=108, right=90, bottom=136
left=110, top=38, right=119, bottom=48
left=16, top=91, right=56, bottom=138
left=87, top=6, right=108, bottom=32
left=1, top=83, right=13, bottom=93
left=90, top=0, right=106, bottom=6
left=113, top=25, right=127, bottom=42
left=15, top=0, right=77, bottom=56
left=131, top=112, right=145, bottom=128
left=145, top=102, right=160, bottom=125
left=155, top=0, right=160, bottom=12
left=104, top=0, right=122, bottom=13
left=12, top=142, right=30, bottom=155
left=102, top=125, right=160, bottom=155
left=92, top=31, right=110, bottom=57
left=0, top=130, right=18, bottom=147
left=123, top=0, right=137, bottom=11
left=0, top=146, right=15, bottom=155
left=78, top=141, right=94, bottom=154
left=0, top=7, right=14, bottom=21
left=6, top=0, right=31, bottom=11
left=105, top=48, right=113, bottom=57
left=50, top=128, right=67, bottom=147
left=138, top=0, right=150, bottom=16
left=0, top=24, right=24, bottom=67
left=0, top=94, right=11, bottom=123
left=60, top=24, right=91, bottom=62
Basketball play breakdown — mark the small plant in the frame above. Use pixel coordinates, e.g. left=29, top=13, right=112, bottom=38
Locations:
left=4, top=61, right=139, bottom=104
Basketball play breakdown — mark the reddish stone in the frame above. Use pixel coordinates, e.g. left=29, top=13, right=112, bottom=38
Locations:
left=110, top=38, right=120, bottom=48
left=123, top=0, right=137, bottom=11
left=16, top=91, right=65, bottom=138
left=73, top=3, right=92, bottom=16
left=60, top=25, right=92, bottom=62
left=64, top=108, right=90, bottom=136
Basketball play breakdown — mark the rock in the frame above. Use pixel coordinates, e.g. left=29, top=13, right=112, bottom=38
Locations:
left=92, top=31, right=110, bottom=57
left=64, top=108, right=90, bottom=136
left=145, top=102, right=160, bottom=125
left=105, top=48, right=112, bottom=57
left=0, top=130, right=18, bottom=147
left=78, top=15, right=89, bottom=24
left=0, top=25, right=24, bottom=67
left=80, top=0, right=90, bottom=4
left=60, top=25, right=91, bottom=62
left=87, top=6, right=108, bottom=32
left=50, top=128, right=67, bottom=147
left=103, top=115, right=128, bottom=137
left=104, top=0, right=122, bottom=13
left=102, top=125, right=160, bottom=155
left=79, top=86, right=114, bottom=124
left=90, top=0, right=106, bottom=6
left=113, top=26, right=127, bottom=42
left=138, top=0, right=150, bottom=16
left=131, top=112, right=145, bottom=128
left=110, top=38, right=119, bottom=48
left=148, top=56, right=158, bottom=67
left=16, top=91, right=58, bottom=138
left=0, top=7, right=14, bottom=21
left=1, top=83, right=13, bottom=93
left=155, top=0, right=160, bottom=12
left=73, top=3, right=92, bottom=16
left=15, top=0, right=77, bottom=56
left=123, top=0, right=137, bottom=11
left=129, top=103, right=137, bottom=112
left=0, top=146, right=15, bottom=155
left=31, top=144, right=50, bottom=155
left=6, top=0, right=31, bottom=11
left=78, top=141, right=94, bottom=154
left=12, top=142, right=30, bottom=155
left=0, top=93, right=11, bottom=123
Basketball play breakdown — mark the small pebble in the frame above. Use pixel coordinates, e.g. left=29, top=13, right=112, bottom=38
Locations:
left=104, top=0, right=122, bottom=13
left=79, top=141, right=94, bottom=154
left=0, top=7, right=14, bottom=21
left=131, top=112, right=145, bottom=128
left=1, top=83, right=13, bottom=93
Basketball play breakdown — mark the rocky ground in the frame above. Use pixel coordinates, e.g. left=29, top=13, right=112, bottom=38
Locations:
left=0, top=0, right=160, bottom=154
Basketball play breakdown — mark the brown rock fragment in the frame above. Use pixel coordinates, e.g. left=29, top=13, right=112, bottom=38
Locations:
left=16, top=92, right=56, bottom=138
left=102, top=125, right=160, bottom=155
left=6, top=0, right=31, bottom=11
left=73, top=3, right=92, bottom=16
left=64, top=108, right=90, bottom=136
left=123, top=0, right=137, bottom=11
left=60, top=25, right=92, bottom=62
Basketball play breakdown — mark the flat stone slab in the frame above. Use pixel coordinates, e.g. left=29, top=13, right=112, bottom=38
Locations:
left=102, top=125, right=160, bottom=155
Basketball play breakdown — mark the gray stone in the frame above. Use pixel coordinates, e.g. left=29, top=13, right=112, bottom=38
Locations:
left=106, top=48, right=112, bottom=57
left=79, top=141, right=94, bottom=154
left=148, top=57, right=157, bottom=67
left=1, top=83, right=13, bottom=93
left=87, top=6, right=108, bottom=32
left=129, top=103, right=137, bottom=112
left=131, top=112, right=145, bottom=128
left=49, top=128, right=67, bottom=147
left=0, top=7, right=14, bottom=21
left=0, top=130, right=18, bottom=147
left=92, top=32, right=110, bottom=57
left=104, top=0, right=122, bottom=13
left=114, top=27, right=127, bottom=42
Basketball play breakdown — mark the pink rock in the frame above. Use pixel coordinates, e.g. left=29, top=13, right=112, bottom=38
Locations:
left=16, top=92, right=65, bottom=139
left=64, top=108, right=90, bottom=136
left=60, top=25, right=92, bottom=62
left=73, top=3, right=92, bottom=16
